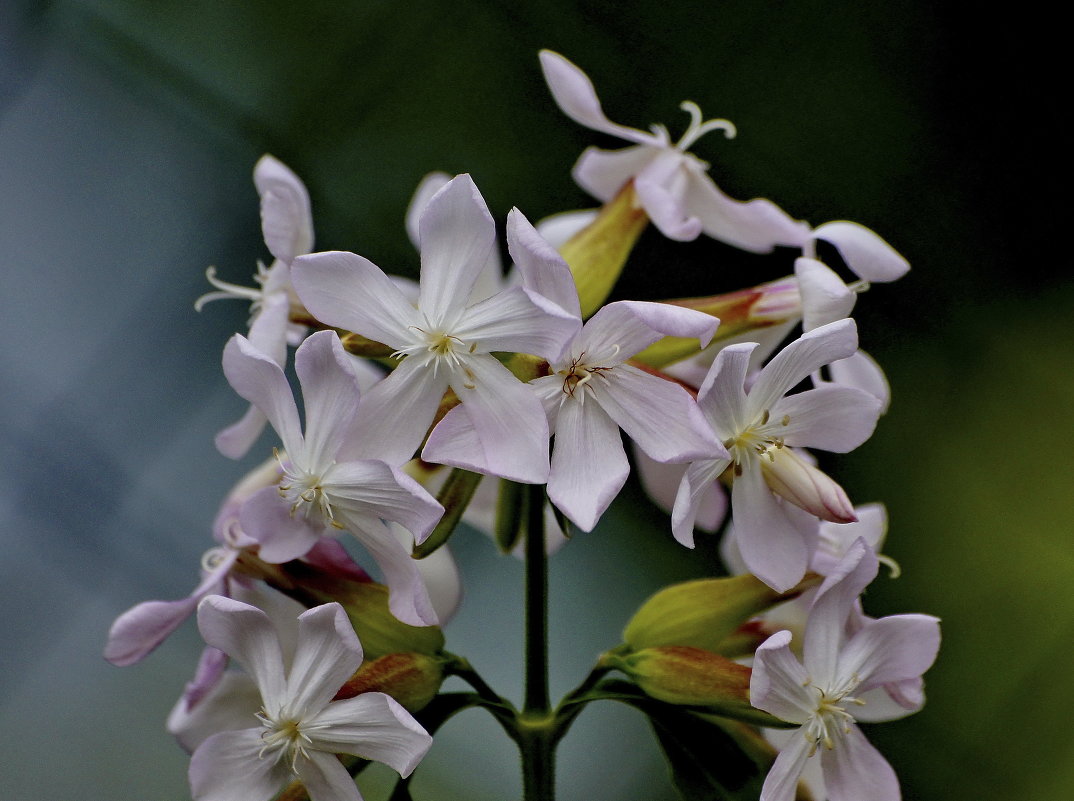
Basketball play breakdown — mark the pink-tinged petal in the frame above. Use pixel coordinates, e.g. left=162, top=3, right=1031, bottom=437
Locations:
left=196, top=596, right=286, bottom=707
left=760, top=448, right=857, bottom=524
left=507, top=207, right=582, bottom=319
left=296, top=751, right=363, bottom=801
left=731, top=466, right=812, bottom=592
left=683, top=169, right=810, bottom=253
left=405, top=171, right=451, bottom=250
left=671, top=457, right=730, bottom=547
left=829, top=349, right=891, bottom=414
left=343, top=356, right=449, bottom=464
left=291, top=251, right=418, bottom=350
left=294, top=331, right=362, bottom=468
left=168, top=670, right=261, bottom=753
left=104, top=548, right=237, bottom=666
left=239, top=486, right=327, bottom=563
left=839, top=613, right=941, bottom=693
left=547, top=398, right=628, bottom=532
left=852, top=682, right=924, bottom=723
left=773, top=385, right=882, bottom=453
left=812, top=503, right=888, bottom=575
left=454, top=284, right=579, bottom=358
left=215, top=402, right=270, bottom=461
left=597, top=365, right=725, bottom=462
left=747, top=319, right=859, bottom=418
left=635, top=173, right=703, bottom=241
left=335, top=511, right=438, bottom=627
left=750, top=629, right=812, bottom=723
left=417, top=174, right=496, bottom=325
left=813, top=221, right=909, bottom=283
left=311, top=692, right=433, bottom=776
left=344, top=352, right=386, bottom=393
left=393, top=524, right=463, bottom=623
left=534, top=208, right=598, bottom=248
left=538, top=51, right=655, bottom=145
left=254, top=154, right=313, bottom=263
left=759, top=729, right=813, bottom=801
left=425, top=356, right=550, bottom=484
left=303, top=539, right=373, bottom=583
left=670, top=455, right=730, bottom=543
left=573, top=144, right=661, bottom=201
left=633, top=447, right=727, bottom=531
left=182, top=645, right=230, bottom=710
left=578, top=300, right=720, bottom=362
left=190, top=728, right=289, bottom=801
left=222, top=334, right=303, bottom=457
left=247, top=291, right=291, bottom=365
left=795, top=257, right=855, bottom=331
left=804, top=540, right=878, bottom=685
left=696, top=342, right=756, bottom=434
left=820, top=724, right=901, bottom=801
left=324, top=459, right=444, bottom=544
left=285, top=603, right=364, bottom=714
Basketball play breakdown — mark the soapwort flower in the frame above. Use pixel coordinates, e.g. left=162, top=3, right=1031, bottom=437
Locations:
left=222, top=329, right=444, bottom=626
left=750, top=540, right=940, bottom=801
left=189, top=596, right=431, bottom=801
left=291, top=174, right=579, bottom=484
left=672, top=319, right=882, bottom=591
left=539, top=50, right=808, bottom=251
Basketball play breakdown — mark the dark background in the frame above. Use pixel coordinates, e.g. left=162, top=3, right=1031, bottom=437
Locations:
left=1, top=2, right=1068, bottom=799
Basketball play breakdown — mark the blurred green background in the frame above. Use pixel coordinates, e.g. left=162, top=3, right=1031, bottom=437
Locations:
left=0, top=1, right=1068, bottom=799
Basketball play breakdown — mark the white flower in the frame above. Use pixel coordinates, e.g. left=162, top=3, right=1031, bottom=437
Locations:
left=539, top=50, right=809, bottom=251
left=189, top=596, right=432, bottom=801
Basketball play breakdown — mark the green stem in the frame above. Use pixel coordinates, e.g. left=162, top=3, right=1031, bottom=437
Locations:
left=521, top=482, right=554, bottom=800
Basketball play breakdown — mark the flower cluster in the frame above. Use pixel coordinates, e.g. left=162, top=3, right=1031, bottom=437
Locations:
left=105, top=49, right=938, bottom=801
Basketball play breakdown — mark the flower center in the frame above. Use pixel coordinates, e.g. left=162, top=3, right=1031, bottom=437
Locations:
left=257, top=711, right=314, bottom=773
left=724, top=409, right=791, bottom=475
left=802, top=680, right=866, bottom=756
left=557, top=349, right=617, bottom=403
left=276, top=450, right=341, bottom=528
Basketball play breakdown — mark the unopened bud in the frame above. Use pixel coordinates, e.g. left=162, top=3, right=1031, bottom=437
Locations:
left=760, top=448, right=856, bottom=523
left=334, top=652, right=445, bottom=712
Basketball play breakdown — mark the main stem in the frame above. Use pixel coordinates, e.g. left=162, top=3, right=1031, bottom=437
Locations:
left=521, top=482, right=554, bottom=801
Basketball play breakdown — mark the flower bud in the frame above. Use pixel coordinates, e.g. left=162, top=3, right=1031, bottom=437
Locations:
left=334, top=652, right=446, bottom=713
left=609, top=646, right=782, bottom=726
left=559, top=181, right=648, bottom=317
left=623, top=573, right=818, bottom=654
left=760, top=447, right=856, bottom=523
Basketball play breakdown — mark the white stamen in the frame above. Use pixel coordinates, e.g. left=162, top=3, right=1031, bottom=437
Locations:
left=675, top=101, right=737, bottom=151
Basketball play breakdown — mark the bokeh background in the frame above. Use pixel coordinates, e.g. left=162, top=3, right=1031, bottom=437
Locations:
left=1, top=1, right=1068, bottom=799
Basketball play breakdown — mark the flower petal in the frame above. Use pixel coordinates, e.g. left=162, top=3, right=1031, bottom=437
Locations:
left=547, top=397, right=628, bottom=531
left=828, top=349, right=891, bottom=414
left=813, top=221, right=909, bottom=283
left=239, top=486, right=327, bottom=563
left=454, top=284, right=579, bottom=358
left=168, top=670, right=261, bottom=754
left=683, top=169, right=810, bottom=253
left=538, top=50, right=655, bottom=145
left=534, top=208, right=599, bottom=248
left=393, top=524, right=463, bottom=623
left=291, top=250, right=418, bottom=350
left=190, top=728, right=289, bottom=801
left=820, top=723, right=901, bottom=801
left=405, top=171, right=451, bottom=250
left=296, top=751, right=363, bottom=801
left=772, top=385, right=881, bottom=453
left=196, top=596, right=286, bottom=708
left=324, top=459, right=444, bottom=544
left=294, top=331, right=362, bottom=469
left=417, top=174, right=496, bottom=325
left=635, top=172, right=703, bottom=241
left=759, top=728, right=813, bottom=801
left=222, top=334, right=303, bottom=457
left=254, top=154, right=313, bottom=264
left=575, top=300, right=720, bottom=363
left=671, top=457, right=730, bottom=547
left=310, top=692, right=432, bottom=776
left=634, top=447, right=727, bottom=531
left=730, top=465, right=812, bottom=592
left=507, top=207, right=582, bottom=319
left=285, top=603, right=364, bottom=715
left=795, top=256, right=855, bottom=331
left=839, top=613, right=941, bottom=693
left=750, top=629, right=812, bottom=723
left=696, top=342, right=756, bottom=435
left=573, top=144, right=661, bottom=202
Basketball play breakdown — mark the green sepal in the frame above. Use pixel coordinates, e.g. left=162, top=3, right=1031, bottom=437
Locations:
left=495, top=479, right=526, bottom=553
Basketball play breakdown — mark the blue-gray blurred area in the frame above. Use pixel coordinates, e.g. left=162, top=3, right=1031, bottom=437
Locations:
left=0, top=1, right=1068, bottom=799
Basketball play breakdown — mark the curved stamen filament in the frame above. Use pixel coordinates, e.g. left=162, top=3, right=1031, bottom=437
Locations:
left=676, top=101, right=737, bottom=150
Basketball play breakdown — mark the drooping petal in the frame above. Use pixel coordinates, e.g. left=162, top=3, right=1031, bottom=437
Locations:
left=634, top=171, right=703, bottom=241
left=296, top=751, right=363, bottom=801
left=391, top=524, right=463, bottom=623
left=334, top=511, right=438, bottom=627
left=730, top=465, right=812, bottom=592
left=828, top=349, right=891, bottom=414
left=683, top=168, right=810, bottom=253
left=222, top=334, right=303, bottom=457
left=839, top=613, right=941, bottom=694
left=190, top=728, right=290, bottom=801
left=343, top=356, right=450, bottom=464
left=405, top=171, right=451, bottom=250
left=820, top=723, right=901, bottom=801
left=596, top=364, right=725, bottom=462
left=546, top=397, right=629, bottom=532
left=812, top=503, right=888, bottom=576
left=746, top=319, right=859, bottom=419
left=507, top=207, right=582, bottom=319
left=772, top=385, right=881, bottom=453
left=671, top=457, right=730, bottom=547
left=254, top=154, right=313, bottom=264
left=310, top=692, right=433, bottom=776
left=181, top=645, right=230, bottom=710
left=759, top=729, right=815, bottom=801
left=417, top=174, right=496, bottom=325
left=239, top=486, right=327, bottom=564
left=573, top=144, right=662, bottom=201
left=576, top=300, right=720, bottom=363
left=167, top=670, right=261, bottom=754
left=284, top=603, right=364, bottom=716
left=424, top=355, right=550, bottom=484
left=324, top=459, right=444, bottom=544
left=215, top=401, right=270, bottom=461
left=633, top=447, right=727, bottom=532
left=750, top=629, right=812, bottom=723
left=795, top=256, right=856, bottom=331
left=538, top=50, right=656, bottom=145
left=294, top=331, right=363, bottom=469
left=453, top=284, right=578, bottom=358
left=196, top=596, right=286, bottom=709
left=695, top=342, right=756, bottom=435
left=813, top=221, right=909, bottom=283
left=291, top=251, right=419, bottom=350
